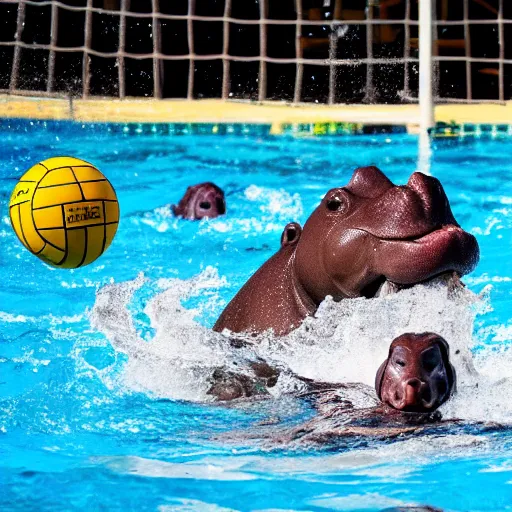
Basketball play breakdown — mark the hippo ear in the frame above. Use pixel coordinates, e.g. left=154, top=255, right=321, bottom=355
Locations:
left=182, top=185, right=195, bottom=198
left=280, top=222, right=302, bottom=247
left=174, top=186, right=195, bottom=212
left=375, top=340, right=398, bottom=398
left=209, top=182, right=225, bottom=197
left=346, top=166, right=394, bottom=198
left=374, top=359, right=388, bottom=399
left=435, top=337, right=456, bottom=394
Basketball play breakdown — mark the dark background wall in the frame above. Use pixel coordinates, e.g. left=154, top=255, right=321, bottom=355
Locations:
left=0, top=0, right=510, bottom=102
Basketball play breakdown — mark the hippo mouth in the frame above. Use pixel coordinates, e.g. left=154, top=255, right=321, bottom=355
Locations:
left=362, top=274, right=461, bottom=299
left=378, top=224, right=468, bottom=245
left=359, top=224, right=479, bottom=298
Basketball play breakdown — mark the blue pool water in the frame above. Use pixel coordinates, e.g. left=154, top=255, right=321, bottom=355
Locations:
left=1, top=121, right=512, bottom=511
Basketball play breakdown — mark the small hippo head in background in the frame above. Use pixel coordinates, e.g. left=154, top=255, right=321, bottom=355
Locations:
left=375, top=333, right=456, bottom=413
left=172, top=182, right=226, bottom=220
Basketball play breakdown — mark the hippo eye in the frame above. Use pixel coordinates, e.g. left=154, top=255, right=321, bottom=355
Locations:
left=423, top=357, right=439, bottom=372
left=199, top=201, right=211, bottom=209
left=422, top=348, right=441, bottom=372
left=395, top=359, right=406, bottom=367
left=327, top=198, right=344, bottom=211
left=424, top=361, right=437, bottom=372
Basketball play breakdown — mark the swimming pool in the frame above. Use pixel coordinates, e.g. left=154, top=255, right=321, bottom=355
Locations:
left=1, top=120, right=512, bottom=511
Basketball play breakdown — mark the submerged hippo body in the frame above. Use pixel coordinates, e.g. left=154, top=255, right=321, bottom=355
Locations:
left=172, top=182, right=226, bottom=220
left=212, top=333, right=461, bottom=446
left=214, top=166, right=479, bottom=336
left=208, top=333, right=455, bottom=411
left=285, top=334, right=457, bottom=443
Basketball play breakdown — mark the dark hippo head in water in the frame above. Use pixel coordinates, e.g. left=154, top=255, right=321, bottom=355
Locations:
left=376, top=333, right=456, bottom=413
left=214, top=166, right=479, bottom=336
left=294, top=166, right=479, bottom=301
left=172, top=182, right=226, bottom=220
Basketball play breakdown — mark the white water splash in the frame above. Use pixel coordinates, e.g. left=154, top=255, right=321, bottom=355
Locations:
left=136, top=205, right=180, bottom=233
left=90, top=269, right=226, bottom=401
left=132, top=186, right=303, bottom=236
left=198, top=186, right=303, bottom=236
left=0, top=310, right=84, bottom=326
left=89, top=268, right=512, bottom=423
left=254, top=281, right=481, bottom=388
left=243, top=185, right=304, bottom=219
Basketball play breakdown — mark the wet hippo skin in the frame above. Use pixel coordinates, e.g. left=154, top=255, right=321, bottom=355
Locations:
left=208, top=332, right=456, bottom=415
left=376, top=333, right=456, bottom=413
left=210, top=333, right=463, bottom=447
left=172, top=182, right=226, bottom=220
left=280, top=333, right=457, bottom=443
left=214, top=166, right=479, bottom=336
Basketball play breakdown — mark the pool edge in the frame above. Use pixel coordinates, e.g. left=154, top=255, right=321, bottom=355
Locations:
left=1, top=95, right=512, bottom=135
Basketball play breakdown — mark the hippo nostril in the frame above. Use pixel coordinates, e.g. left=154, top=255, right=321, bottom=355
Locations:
left=407, top=173, right=445, bottom=205
left=406, top=378, right=422, bottom=390
left=407, top=171, right=430, bottom=187
left=199, top=201, right=211, bottom=209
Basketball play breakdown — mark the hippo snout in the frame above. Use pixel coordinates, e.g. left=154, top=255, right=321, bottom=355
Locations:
left=388, top=378, right=435, bottom=411
left=406, top=171, right=441, bottom=195
left=406, top=172, right=457, bottom=227
left=403, top=379, right=428, bottom=408
left=355, top=172, right=458, bottom=240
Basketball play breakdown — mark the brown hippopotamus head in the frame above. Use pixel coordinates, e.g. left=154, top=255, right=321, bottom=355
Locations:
left=293, top=166, right=479, bottom=302
left=214, top=166, right=479, bottom=336
left=375, top=333, right=456, bottom=413
left=172, top=182, right=226, bottom=220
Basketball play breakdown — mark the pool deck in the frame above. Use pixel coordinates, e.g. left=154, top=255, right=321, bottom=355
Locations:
left=1, top=94, right=511, bottom=132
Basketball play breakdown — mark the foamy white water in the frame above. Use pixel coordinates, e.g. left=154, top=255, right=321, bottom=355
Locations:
left=132, top=185, right=304, bottom=236
left=90, top=268, right=512, bottom=423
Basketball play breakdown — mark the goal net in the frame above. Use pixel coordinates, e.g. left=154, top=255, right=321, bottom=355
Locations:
left=0, top=0, right=510, bottom=104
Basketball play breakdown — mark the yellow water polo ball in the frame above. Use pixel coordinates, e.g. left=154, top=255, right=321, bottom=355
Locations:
left=9, top=156, right=119, bottom=268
